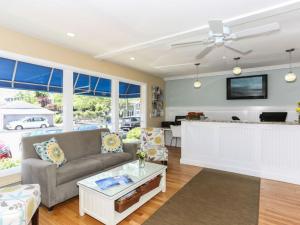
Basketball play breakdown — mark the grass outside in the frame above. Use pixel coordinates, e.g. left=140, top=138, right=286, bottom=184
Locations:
left=0, top=158, right=20, bottom=170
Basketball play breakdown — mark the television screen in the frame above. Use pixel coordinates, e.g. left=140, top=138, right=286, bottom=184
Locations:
left=227, top=75, right=268, bottom=100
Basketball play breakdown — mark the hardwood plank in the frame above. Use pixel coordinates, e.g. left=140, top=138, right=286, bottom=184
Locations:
left=39, top=147, right=300, bottom=225
left=259, top=179, right=300, bottom=225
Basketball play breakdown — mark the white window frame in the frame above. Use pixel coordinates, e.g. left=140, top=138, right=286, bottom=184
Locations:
left=0, top=50, right=148, bottom=131
left=117, top=78, right=147, bottom=129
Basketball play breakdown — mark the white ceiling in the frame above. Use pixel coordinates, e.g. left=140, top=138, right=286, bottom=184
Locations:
left=0, top=0, right=300, bottom=78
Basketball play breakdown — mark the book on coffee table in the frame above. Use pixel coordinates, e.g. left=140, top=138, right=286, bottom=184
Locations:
left=95, top=175, right=133, bottom=190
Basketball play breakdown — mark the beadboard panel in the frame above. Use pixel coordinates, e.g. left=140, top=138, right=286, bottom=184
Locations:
left=181, top=121, right=300, bottom=185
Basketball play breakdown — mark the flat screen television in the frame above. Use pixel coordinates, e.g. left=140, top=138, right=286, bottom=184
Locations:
left=227, top=74, right=268, bottom=100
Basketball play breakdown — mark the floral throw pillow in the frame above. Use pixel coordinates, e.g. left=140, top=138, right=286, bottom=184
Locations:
left=33, top=138, right=67, bottom=167
left=101, top=132, right=123, bottom=153
left=141, top=128, right=164, bottom=147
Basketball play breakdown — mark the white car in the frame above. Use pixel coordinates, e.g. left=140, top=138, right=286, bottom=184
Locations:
left=6, top=117, right=49, bottom=130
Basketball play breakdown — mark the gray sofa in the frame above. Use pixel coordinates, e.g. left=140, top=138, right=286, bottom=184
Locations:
left=21, top=129, right=138, bottom=209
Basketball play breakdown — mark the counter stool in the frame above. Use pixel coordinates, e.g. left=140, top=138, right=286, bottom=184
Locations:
left=0, top=184, right=41, bottom=225
left=170, top=125, right=181, bottom=147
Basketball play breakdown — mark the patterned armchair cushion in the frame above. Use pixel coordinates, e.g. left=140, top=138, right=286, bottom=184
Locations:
left=0, top=184, right=41, bottom=225
left=141, top=128, right=165, bottom=147
left=141, top=128, right=168, bottom=161
left=143, top=145, right=168, bottom=161
left=101, top=132, right=123, bottom=153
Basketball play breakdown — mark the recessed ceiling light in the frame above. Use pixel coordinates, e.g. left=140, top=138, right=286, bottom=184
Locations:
left=222, top=56, right=227, bottom=60
left=130, top=57, right=135, bottom=61
left=66, top=32, right=75, bottom=37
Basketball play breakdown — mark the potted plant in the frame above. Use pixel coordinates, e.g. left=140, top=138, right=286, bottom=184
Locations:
left=136, top=150, right=147, bottom=168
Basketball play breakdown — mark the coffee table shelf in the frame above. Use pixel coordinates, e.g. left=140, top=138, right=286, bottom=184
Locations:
left=77, top=161, right=167, bottom=225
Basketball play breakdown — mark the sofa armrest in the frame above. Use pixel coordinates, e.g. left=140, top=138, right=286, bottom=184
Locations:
left=22, top=158, right=57, bottom=208
left=123, top=143, right=139, bottom=160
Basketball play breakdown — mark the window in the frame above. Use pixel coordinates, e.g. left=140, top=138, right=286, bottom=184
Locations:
left=0, top=57, right=63, bottom=173
left=0, top=55, right=147, bottom=180
left=73, top=73, right=112, bottom=131
left=118, top=81, right=141, bottom=142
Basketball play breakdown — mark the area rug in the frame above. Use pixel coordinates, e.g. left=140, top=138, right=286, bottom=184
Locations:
left=143, top=168, right=260, bottom=225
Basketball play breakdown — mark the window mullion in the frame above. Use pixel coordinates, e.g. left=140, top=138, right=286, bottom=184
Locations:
left=111, top=79, right=119, bottom=132
left=63, top=69, right=74, bottom=131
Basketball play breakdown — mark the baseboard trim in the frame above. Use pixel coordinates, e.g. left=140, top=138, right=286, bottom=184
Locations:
left=180, top=158, right=300, bottom=185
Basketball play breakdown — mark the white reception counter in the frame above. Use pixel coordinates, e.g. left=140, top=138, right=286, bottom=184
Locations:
left=181, top=120, right=300, bottom=185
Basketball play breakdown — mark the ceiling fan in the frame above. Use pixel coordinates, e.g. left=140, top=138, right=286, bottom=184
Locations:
left=170, top=20, right=280, bottom=59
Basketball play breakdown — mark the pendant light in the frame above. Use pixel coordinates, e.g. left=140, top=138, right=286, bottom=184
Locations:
left=285, top=48, right=297, bottom=83
left=232, top=57, right=242, bottom=75
left=193, top=63, right=201, bottom=88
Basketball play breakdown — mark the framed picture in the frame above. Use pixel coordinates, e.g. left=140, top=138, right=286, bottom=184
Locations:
left=151, top=86, right=164, bottom=117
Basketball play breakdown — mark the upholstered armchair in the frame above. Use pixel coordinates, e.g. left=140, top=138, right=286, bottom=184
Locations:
left=140, top=128, right=168, bottom=165
left=0, top=184, right=41, bottom=225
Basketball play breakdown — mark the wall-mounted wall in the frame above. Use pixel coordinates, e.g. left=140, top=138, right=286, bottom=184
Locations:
left=165, top=67, right=300, bottom=122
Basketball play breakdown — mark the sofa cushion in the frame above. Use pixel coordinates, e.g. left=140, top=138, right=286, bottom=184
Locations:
left=56, top=154, right=104, bottom=185
left=56, top=152, right=132, bottom=185
left=98, top=152, right=132, bottom=168
left=33, top=137, right=67, bottom=167
left=101, top=132, right=123, bottom=153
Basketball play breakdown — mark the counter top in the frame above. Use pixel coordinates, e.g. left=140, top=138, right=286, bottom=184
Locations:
left=182, top=119, right=300, bottom=125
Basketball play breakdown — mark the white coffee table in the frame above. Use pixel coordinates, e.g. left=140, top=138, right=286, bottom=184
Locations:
left=77, top=161, right=167, bottom=225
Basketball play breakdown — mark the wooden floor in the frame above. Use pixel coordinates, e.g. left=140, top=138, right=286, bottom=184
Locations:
left=40, top=147, right=300, bottom=225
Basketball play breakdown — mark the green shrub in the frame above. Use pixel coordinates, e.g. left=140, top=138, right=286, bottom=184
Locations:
left=126, top=127, right=141, bottom=140
left=54, top=114, right=63, bottom=124
left=0, top=158, right=21, bottom=170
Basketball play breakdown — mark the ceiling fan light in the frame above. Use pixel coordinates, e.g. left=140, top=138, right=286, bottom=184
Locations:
left=194, top=80, right=201, bottom=88
left=232, top=66, right=242, bottom=75
left=285, top=72, right=297, bottom=82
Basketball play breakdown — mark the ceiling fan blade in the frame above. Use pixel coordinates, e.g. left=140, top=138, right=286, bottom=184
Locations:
left=171, top=40, right=212, bottom=48
left=208, top=20, right=224, bottom=35
left=230, top=22, right=280, bottom=40
left=154, top=62, right=205, bottom=70
left=195, top=45, right=215, bottom=59
left=224, top=43, right=252, bottom=55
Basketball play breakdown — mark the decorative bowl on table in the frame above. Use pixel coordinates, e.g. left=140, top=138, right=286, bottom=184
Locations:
left=186, top=112, right=204, bottom=120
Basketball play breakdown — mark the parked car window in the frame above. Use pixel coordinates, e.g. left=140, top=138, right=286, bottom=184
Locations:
left=33, top=117, right=45, bottom=121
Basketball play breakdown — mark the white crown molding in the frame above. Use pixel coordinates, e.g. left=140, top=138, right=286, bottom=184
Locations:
left=94, top=1, right=300, bottom=59
left=164, top=62, right=300, bottom=81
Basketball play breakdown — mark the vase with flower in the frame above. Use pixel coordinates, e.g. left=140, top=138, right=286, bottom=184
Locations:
left=136, top=150, right=147, bottom=168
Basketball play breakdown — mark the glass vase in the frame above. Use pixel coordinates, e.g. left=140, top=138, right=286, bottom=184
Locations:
left=139, top=158, right=145, bottom=168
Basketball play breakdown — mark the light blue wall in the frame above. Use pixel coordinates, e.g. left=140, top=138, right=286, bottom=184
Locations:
left=165, top=68, right=300, bottom=107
